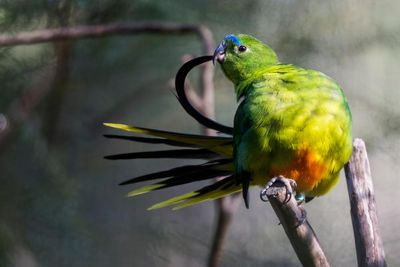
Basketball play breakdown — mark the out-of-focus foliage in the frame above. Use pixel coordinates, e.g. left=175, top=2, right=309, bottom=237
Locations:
left=0, top=0, right=399, bottom=266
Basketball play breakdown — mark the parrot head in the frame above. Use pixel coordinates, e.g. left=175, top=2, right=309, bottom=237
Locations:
left=213, top=34, right=278, bottom=84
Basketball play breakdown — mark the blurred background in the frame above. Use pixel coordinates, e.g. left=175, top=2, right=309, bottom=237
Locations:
left=0, top=0, right=399, bottom=266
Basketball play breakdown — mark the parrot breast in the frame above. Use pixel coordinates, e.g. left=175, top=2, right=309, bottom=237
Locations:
left=269, top=147, right=327, bottom=193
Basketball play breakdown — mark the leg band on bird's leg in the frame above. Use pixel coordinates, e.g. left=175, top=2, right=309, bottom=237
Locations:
left=295, top=193, right=305, bottom=206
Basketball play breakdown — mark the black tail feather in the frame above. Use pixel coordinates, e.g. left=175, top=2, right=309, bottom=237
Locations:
left=191, top=175, right=235, bottom=197
left=119, top=159, right=232, bottom=185
left=242, top=179, right=250, bottom=209
left=103, top=134, right=195, bottom=147
left=149, top=170, right=233, bottom=191
left=175, top=55, right=234, bottom=135
left=104, top=148, right=218, bottom=160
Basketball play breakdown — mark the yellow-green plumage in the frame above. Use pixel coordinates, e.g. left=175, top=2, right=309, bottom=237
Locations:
left=233, top=64, right=352, bottom=197
left=104, top=34, right=352, bottom=209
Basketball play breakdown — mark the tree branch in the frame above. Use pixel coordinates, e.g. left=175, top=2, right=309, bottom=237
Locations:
left=344, top=139, right=387, bottom=267
left=0, top=21, right=215, bottom=146
left=0, top=22, right=210, bottom=47
left=265, top=178, right=330, bottom=267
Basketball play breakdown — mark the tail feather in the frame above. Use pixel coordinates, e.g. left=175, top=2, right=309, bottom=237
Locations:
left=128, top=170, right=232, bottom=197
left=242, top=179, right=250, bottom=209
left=154, top=171, right=232, bottom=189
left=148, top=175, right=241, bottom=210
left=104, top=148, right=219, bottom=160
left=102, top=56, right=248, bottom=209
left=104, top=123, right=244, bottom=209
left=119, top=159, right=233, bottom=185
left=104, top=123, right=233, bottom=156
left=104, top=134, right=196, bottom=147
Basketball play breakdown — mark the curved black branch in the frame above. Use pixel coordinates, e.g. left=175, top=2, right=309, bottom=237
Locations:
left=175, top=56, right=234, bottom=135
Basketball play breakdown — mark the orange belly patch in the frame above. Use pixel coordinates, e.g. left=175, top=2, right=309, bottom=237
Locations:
left=269, top=148, right=327, bottom=193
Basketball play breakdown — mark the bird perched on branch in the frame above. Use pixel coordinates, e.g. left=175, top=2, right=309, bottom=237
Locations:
left=104, top=34, right=352, bottom=210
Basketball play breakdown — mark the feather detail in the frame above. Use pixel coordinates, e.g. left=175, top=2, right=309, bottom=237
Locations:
left=104, top=148, right=218, bottom=160
left=174, top=55, right=234, bottom=134
left=148, top=175, right=241, bottom=210
left=103, top=123, right=233, bottom=156
left=119, top=159, right=233, bottom=185
left=103, top=134, right=195, bottom=147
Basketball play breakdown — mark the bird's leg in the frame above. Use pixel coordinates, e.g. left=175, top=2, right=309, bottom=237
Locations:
left=295, top=193, right=305, bottom=205
left=260, top=175, right=297, bottom=204
left=294, top=194, right=310, bottom=225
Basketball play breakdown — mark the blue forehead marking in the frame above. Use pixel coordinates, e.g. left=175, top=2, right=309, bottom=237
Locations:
left=224, top=34, right=241, bottom=46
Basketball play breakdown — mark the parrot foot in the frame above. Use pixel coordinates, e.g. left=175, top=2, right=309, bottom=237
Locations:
left=260, top=176, right=297, bottom=204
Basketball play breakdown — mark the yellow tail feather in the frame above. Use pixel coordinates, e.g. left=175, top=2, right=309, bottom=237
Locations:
left=172, top=185, right=242, bottom=210
left=127, top=184, right=164, bottom=197
left=104, top=123, right=232, bottom=156
left=147, top=191, right=198, bottom=210
left=147, top=184, right=243, bottom=210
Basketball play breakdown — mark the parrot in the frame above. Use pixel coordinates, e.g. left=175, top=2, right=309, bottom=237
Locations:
left=104, top=34, right=352, bottom=210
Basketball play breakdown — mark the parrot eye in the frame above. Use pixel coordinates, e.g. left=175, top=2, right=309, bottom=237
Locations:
left=238, top=45, right=247, bottom=52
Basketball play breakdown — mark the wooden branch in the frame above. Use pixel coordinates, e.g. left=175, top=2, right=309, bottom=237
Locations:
left=266, top=178, right=330, bottom=267
left=344, top=139, right=387, bottom=267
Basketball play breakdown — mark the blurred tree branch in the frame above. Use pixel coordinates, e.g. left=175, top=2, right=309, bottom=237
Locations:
left=208, top=194, right=241, bottom=267
left=0, top=22, right=213, bottom=48
left=0, top=22, right=214, bottom=144
left=41, top=2, right=73, bottom=143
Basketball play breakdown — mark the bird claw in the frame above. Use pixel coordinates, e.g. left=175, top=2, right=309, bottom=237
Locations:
left=260, top=176, right=297, bottom=204
left=260, top=187, right=269, bottom=202
left=260, top=176, right=308, bottom=227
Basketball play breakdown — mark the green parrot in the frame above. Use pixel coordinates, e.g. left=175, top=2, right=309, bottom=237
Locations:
left=104, top=34, right=352, bottom=210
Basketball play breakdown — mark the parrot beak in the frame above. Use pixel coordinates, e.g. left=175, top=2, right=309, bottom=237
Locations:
left=213, top=41, right=226, bottom=65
